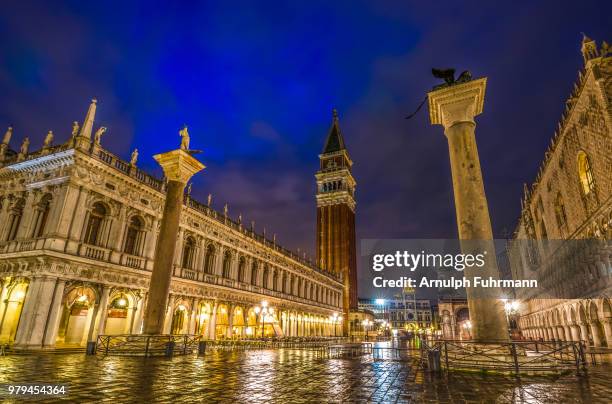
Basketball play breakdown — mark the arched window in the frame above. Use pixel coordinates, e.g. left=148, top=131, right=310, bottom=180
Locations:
left=181, top=236, right=196, bottom=269
left=6, top=198, right=25, bottom=241
left=222, top=251, right=232, bottom=278
left=262, top=266, right=269, bottom=289
left=577, top=151, right=595, bottom=195
left=237, top=257, right=246, bottom=282
left=554, top=193, right=568, bottom=234
left=272, top=270, right=278, bottom=291
left=204, top=244, right=215, bottom=274
left=33, top=194, right=52, bottom=238
left=251, top=261, right=258, bottom=285
left=84, top=202, right=107, bottom=246
left=124, top=216, right=144, bottom=255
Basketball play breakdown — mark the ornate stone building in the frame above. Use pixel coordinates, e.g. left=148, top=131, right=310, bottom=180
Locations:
left=0, top=101, right=345, bottom=349
left=509, top=36, right=611, bottom=347
left=315, top=110, right=358, bottom=331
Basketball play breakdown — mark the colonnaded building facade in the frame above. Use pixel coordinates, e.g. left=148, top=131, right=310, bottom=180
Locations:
left=509, top=36, right=612, bottom=348
left=0, top=102, right=354, bottom=349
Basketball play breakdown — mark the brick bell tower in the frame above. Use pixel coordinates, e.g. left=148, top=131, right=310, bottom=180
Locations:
left=316, top=109, right=357, bottom=330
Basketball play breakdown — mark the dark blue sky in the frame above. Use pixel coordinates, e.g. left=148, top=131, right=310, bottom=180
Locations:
left=1, top=1, right=610, bottom=296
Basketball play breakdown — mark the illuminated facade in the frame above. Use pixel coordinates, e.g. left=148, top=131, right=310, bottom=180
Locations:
left=509, top=36, right=612, bottom=347
left=0, top=101, right=345, bottom=349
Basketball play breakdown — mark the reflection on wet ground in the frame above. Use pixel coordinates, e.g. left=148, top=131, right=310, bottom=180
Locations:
left=0, top=341, right=609, bottom=403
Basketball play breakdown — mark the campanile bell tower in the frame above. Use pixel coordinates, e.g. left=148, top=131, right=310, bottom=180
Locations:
left=316, top=109, right=357, bottom=321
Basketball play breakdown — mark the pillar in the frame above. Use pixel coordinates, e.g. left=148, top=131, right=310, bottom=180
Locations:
left=132, top=294, right=146, bottom=334
left=428, top=77, right=508, bottom=342
left=227, top=304, right=234, bottom=339
left=208, top=302, right=218, bottom=340
left=13, top=277, right=57, bottom=348
left=88, top=286, right=110, bottom=342
left=579, top=323, right=590, bottom=343
left=163, top=295, right=175, bottom=334
left=570, top=325, right=581, bottom=342
left=599, top=319, right=612, bottom=347
left=590, top=322, right=604, bottom=347
left=142, top=147, right=204, bottom=334
left=97, top=287, right=111, bottom=336
left=42, top=279, right=67, bottom=347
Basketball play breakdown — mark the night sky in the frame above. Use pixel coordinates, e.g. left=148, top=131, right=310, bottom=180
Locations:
left=1, top=1, right=610, bottom=297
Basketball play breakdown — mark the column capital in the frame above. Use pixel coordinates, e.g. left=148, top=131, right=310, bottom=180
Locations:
left=428, top=77, right=487, bottom=129
left=153, top=149, right=205, bottom=184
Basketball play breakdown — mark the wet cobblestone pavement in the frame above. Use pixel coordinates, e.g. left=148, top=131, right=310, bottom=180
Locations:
left=0, top=349, right=610, bottom=403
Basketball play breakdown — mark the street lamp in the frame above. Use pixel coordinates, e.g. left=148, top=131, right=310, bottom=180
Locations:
left=330, top=312, right=339, bottom=337
left=502, top=299, right=520, bottom=337
left=254, top=301, right=273, bottom=338
left=362, top=319, right=372, bottom=341
left=462, top=320, right=472, bottom=339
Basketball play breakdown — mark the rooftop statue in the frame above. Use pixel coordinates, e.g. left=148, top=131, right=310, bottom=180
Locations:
left=44, top=130, right=54, bottom=147
left=94, top=126, right=107, bottom=145
left=2, top=126, right=12, bottom=145
left=71, top=121, right=80, bottom=138
left=130, top=148, right=139, bottom=166
left=20, top=137, right=30, bottom=155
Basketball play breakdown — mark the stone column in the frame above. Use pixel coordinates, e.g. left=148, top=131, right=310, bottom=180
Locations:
left=602, top=320, right=612, bottom=347
left=142, top=149, right=204, bottom=334
left=428, top=78, right=508, bottom=342
left=88, top=286, right=110, bottom=341
left=132, top=294, right=146, bottom=334
left=42, top=279, right=67, bottom=347
left=570, top=325, right=581, bottom=342
left=590, top=322, right=604, bottom=347
left=208, top=302, right=218, bottom=340
left=579, top=323, right=590, bottom=343
left=13, top=277, right=57, bottom=348
left=227, top=304, right=234, bottom=339
left=163, top=295, right=176, bottom=334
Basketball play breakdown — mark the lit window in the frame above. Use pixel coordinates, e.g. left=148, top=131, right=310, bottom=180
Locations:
left=577, top=151, right=595, bottom=195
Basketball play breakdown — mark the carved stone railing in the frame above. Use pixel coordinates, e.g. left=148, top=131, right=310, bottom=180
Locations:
left=121, top=253, right=146, bottom=270
left=176, top=267, right=341, bottom=311
left=80, top=244, right=110, bottom=261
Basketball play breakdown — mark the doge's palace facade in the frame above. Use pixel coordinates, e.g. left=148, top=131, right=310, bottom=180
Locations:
left=0, top=101, right=344, bottom=349
left=509, top=36, right=612, bottom=348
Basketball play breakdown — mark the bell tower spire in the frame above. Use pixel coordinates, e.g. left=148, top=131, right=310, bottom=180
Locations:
left=315, top=109, right=357, bottom=329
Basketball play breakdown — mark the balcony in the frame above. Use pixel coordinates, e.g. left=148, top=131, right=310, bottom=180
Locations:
left=121, top=253, right=146, bottom=270
left=79, top=244, right=110, bottom=261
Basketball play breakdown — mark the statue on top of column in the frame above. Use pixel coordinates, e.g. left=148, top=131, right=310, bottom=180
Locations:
left=180, top=126, right=190, bottom=150
left=431, top=68, right=472, bottom=89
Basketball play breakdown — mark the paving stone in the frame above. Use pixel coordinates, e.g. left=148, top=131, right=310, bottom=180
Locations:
left=0, top=349, right=610, bottom=403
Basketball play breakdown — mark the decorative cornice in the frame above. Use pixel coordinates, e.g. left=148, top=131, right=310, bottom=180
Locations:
left=428, top=77, right=487, bottom=129
left=153, top=149, right=205, bottom=184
